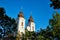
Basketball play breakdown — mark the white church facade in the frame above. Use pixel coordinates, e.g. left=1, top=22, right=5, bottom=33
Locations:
left=17, top=11, right=35, bottom=35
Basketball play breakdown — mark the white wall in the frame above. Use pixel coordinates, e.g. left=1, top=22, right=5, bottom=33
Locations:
left=18, top=17, right=25, bottom=35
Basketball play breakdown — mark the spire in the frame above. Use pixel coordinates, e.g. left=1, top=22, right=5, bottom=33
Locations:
left=28, top=15, right=34, bottom=22
left=28, top=11, right=34, bottom=22
left=30, top=11, right=32, bottom=16
left=18, top=12, right=24, bottom=17
left=18, top=6, right=24, bottom=18
left=20, top=6, right=23, bottom=12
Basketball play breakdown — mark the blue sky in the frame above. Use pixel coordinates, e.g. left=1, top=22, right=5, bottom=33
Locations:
left=0, top=0, right=55, bottom=31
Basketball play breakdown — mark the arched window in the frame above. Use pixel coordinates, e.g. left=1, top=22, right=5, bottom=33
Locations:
left=32, top=26, right=34, bottom=30
left=21, top=22, right=23, bottom=28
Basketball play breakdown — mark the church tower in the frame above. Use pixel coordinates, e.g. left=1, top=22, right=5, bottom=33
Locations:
left=27, top=16, right=35, bottom=32
left=17, top=11, right=25, bottom=35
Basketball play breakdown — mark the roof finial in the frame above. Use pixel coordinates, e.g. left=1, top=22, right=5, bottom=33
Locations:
left=30, top=11, right=32, bottom=16
left=18, top=6, right=24, bottom=17
left=20, top=6, right=23, bottom=12
left=28, top=11, right=34, bottom=22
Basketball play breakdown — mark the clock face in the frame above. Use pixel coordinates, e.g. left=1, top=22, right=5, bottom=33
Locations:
left=21, top=22, right=23, bottom=28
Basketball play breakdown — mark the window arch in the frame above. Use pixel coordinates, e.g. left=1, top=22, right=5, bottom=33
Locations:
left=21, top=22, right=23, bottom=28
left=32, top=26, right=34, bottom=30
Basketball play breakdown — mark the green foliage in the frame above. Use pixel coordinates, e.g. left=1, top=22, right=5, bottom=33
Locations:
left=50, top=0, right=60, bottom=9
left=22, top=29, right=36, bottom=40
left=49, top=12, right=60, bottom=39
left=0, top=7, right=17, bottom=40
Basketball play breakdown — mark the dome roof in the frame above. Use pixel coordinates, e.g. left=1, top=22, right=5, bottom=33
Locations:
left=18, top=11, right=24, bottom=18
left=28, top=16, right=34, bottom=22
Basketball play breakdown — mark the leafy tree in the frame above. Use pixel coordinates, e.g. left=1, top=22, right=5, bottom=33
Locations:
left=36, top=27, right=52, bottom=40
left=0, top=7, right=17, bottom=40
left=50, top=0, right=60, bottom=9
left=50, top=0, right=60, bottom=39
left=49, top=12, right=60, bottom=39
left=22, top=29, right=36, bottom=40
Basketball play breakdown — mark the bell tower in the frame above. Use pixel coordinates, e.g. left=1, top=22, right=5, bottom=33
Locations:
left=17, top=11, right=25, bottom=35
left=27, top=15, right=35, bottom=32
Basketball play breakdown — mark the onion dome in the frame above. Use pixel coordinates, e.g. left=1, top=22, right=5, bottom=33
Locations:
left=28, top=16, right=34, bottom=22
left=18, top=11, right=24, bottom=18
